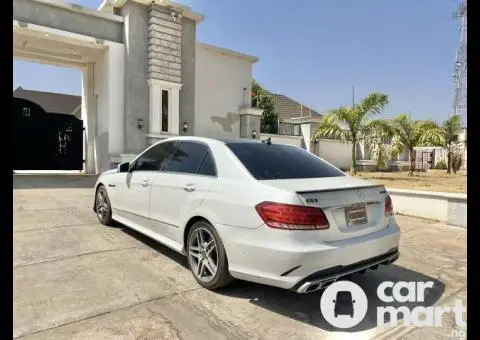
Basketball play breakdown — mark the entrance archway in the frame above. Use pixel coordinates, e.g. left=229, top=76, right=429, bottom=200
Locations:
left=13, top=0, right=125, bottom=174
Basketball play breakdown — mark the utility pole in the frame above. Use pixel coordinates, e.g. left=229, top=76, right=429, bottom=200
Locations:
left=451, top=0, right=467, bottom=127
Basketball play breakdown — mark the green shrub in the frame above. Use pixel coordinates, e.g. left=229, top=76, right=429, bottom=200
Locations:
left=435, top=160, right=447, bottom=170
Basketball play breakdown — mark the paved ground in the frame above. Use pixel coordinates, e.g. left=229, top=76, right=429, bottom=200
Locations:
left=13, top=175, right=467, bottom=340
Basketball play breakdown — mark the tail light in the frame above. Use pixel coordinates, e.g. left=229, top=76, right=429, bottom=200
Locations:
left=255, top=201, right=329, bottom=230
left=385, top=195, right=393, bottom=216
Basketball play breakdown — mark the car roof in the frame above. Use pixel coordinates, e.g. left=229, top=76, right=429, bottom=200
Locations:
left=214, top=138, right=263, bottom=144
left=156, top=136, right=266, bottom=146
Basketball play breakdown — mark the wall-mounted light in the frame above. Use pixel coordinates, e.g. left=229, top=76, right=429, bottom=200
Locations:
left=252, top=129, right=257, bottom=139
left=314, top=138, right=319, bottom=144
left=137, top=118, right=144, bottom=130
left=183, top=121, right=188, bottom=133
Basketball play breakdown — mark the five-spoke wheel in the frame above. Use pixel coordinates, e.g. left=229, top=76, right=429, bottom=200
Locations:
left=187, top=221, right=233, bottom=290
left=95, top=185, right=113, bottom=226
left=188, top=227, right=219, bottom=282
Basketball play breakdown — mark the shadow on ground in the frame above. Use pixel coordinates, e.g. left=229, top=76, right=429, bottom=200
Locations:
left=13, top=175, right=98, bottom=189
left=219, top=265, right=445, bottom=332
left=118, top=222, right=446, bottom=333
left=121, top=226, right=189, bottom=268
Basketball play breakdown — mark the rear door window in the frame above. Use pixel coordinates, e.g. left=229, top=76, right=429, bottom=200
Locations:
left=164, top=141, right=209, bottom=174
left=226, top=142, right=346, bottom=180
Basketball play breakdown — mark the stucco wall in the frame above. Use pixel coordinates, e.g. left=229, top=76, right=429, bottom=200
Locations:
left=194, top=44, right=253, bottom=139
left=94, top=51, right=111, bottom=172
left=91, top=41, right=125, bottom=171
left=179, top=18, right=196, bottom=136
left=95, top=54, right=108, bottom=135
left=388, top=189, right=467, bottom=228
left=121, top=1, right=149, bottom=153
left=314, top=139, right=352, bottom=170
left=13, top=0, right=123, bottom=43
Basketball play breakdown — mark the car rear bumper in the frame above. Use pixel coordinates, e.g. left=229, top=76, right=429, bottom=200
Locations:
left=292, top=247, right=399, bottom=293
left=215, top=218, right=401, bottom=292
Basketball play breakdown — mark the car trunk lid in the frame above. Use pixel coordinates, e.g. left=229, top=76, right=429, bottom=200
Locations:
left=260, top=176, right=391, bottom=241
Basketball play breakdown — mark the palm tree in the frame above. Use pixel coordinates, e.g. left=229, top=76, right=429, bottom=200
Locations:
left=389, top=114, right=440, bottom=176
left=420, top=115, right=462, bottom=174
left=313, top=92, right=391, bottom=174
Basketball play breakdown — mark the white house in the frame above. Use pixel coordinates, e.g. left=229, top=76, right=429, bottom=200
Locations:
left=13, top=0, right=262, bottom=173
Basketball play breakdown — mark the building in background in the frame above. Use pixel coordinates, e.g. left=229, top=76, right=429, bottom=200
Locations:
left=13, top=0, right=262, bottom=173
left=13, top=87, right=82, bottom=118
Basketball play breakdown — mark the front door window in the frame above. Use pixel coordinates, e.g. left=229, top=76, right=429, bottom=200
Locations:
left=132, top=141, right=178, bottom=172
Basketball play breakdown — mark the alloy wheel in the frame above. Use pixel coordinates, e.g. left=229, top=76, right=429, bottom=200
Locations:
left=188, top=227, right=218, bottom=283
left=96, top=189, right=109, bottom=221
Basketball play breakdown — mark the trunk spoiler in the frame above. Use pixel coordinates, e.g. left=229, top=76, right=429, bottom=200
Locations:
left=296, top=184, right=386, bottom=195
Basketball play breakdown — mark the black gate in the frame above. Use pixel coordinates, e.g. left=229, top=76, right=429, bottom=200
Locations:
left=13, top=97, right=84, bottom=170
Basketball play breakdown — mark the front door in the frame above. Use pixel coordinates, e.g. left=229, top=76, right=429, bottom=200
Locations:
left=114, top=171, right=158, bottom=227
left=113, top=141, right=178, bottom=229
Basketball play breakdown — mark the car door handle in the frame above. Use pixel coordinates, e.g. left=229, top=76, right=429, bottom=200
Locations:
left=141, top=180, right=151, bottom=187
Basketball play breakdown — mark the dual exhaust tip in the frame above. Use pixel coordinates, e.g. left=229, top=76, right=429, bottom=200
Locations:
left=296, top=253, right=399, bottom=294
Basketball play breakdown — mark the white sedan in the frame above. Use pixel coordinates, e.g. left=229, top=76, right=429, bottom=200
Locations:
left=93, top=136, right=400, bottom=293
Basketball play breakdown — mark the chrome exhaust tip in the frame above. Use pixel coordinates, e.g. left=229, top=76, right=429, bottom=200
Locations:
left=298, top=277, right=338, bottom=293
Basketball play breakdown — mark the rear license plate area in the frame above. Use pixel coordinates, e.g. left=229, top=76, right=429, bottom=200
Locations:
left=345, top=203, right=368, bottom=226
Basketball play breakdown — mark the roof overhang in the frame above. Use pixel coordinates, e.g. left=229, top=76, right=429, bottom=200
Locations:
left=13, top=20, right=107, bottom=69
left=32, top=0, right=123, bottom=22
left=99, top=0, right=205, bottom=23
left=197, top=42, right=259, bottom=63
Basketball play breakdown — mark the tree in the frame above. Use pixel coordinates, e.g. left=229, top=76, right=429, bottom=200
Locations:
left=452, top=0, right=466, bottom=19
left=420, top=115, right=462, bottom=174
left=313, top=92, right=391, bottom=174
left=251, top=79, right=278, bottom=134
left=389, top=114, right=440, bottom=176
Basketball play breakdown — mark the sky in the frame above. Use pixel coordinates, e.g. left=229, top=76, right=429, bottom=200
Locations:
left=13, top=0, right=461, bottom=122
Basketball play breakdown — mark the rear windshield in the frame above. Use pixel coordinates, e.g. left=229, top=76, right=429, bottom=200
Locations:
left=226, top=142, right=346, bottom=180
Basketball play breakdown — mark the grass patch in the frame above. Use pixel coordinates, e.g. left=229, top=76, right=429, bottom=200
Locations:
left=354, top=170, right=466, bottom=194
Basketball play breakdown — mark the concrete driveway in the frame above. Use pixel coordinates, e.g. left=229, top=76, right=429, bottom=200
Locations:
left=13, top=175, right=467, bottom=339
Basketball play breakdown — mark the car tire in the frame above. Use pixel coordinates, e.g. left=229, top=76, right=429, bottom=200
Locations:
left=95, top=185, right=114, bottom=226
left=186, top=220, right=234, bottom=290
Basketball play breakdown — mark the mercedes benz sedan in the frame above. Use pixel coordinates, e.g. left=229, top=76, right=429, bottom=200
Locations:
left=93, top=137, right=400, bottom=293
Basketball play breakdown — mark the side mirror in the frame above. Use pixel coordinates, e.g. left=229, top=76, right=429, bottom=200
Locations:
left=118, top=162, right=130, bottom=173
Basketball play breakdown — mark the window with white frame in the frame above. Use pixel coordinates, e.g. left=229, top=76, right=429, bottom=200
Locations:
left=148, top=79, right=181, bottom=136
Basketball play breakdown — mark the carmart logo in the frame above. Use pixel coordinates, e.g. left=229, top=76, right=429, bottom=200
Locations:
left=376, top=281, right=466, bottom=328
left=319, top=280, right=466, bottom=330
